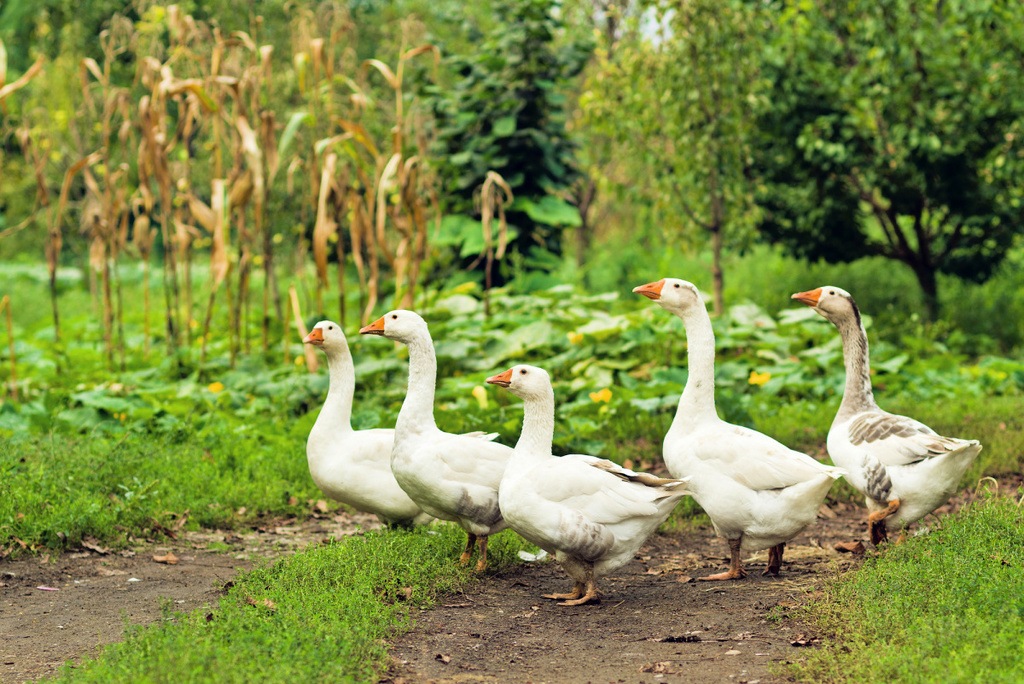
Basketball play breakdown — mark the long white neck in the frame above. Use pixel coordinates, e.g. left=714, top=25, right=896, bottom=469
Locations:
left=671, top=304, right=719, bottom=429
left=314, top=342, right=355, bottom=433
left=834, top=309, right=877, bottom=421
left=515, top=387, right=556, bottom=458
left=395, top=333, right=438, bottom=436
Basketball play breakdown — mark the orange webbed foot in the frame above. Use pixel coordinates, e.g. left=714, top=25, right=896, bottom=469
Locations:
left=557, top=581, right=599, bottom=606
left=698, top=567, right=747, bottom=581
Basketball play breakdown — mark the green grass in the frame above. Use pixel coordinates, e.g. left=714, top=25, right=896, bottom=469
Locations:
left=0, top=429, right=319, bottom=555
left=788, top=494, right=1024, bottom=683
left=49, top=525, right=530, bottom=683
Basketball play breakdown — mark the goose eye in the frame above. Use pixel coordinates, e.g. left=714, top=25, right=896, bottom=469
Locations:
left=328, top=325, right=333, bottom=330
left=391, top=314, right=398, bottom=320
left=673, top=283, right=680, bottom=288
left=519, top=369, right=527, bottom=375
left=828, top=290, right=835, bottom=295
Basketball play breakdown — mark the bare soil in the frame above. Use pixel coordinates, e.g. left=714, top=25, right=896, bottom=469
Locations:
left=0, top=512, right=382, bottom=683
left=385, top=501, right=875, bottom=684
left=0, top=499, right=938, bottom=684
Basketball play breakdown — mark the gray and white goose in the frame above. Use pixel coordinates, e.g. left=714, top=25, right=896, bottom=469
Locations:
left=792, top=286, right=982, bottom=543
left=487, top=364, right=689, bottom=606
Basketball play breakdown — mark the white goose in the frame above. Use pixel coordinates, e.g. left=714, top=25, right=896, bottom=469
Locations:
left=359, top=310, right=511, bottom=571
left=634, top=278, right=844, bottom=580
left=303, top=321, right=431, bottom=526
left=792, top=286, right=982, bottom=543
left=486, top=364, right=689, bottom=606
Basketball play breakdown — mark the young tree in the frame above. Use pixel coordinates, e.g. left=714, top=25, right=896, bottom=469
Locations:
left=427, top=0, right=592, bottom=275
left=756, top=0, right=1024, bottom=320
left=580, top=0, right=765, bottom=314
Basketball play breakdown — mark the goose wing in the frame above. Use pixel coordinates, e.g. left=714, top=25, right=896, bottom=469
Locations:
left=691, top=424, right=840, bottom=491
left=842, top=411, right=977, bottom=467
left=533, top=455, right=686, bottom=525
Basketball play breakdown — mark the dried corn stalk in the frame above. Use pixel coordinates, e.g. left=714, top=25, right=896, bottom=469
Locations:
left=476, top=171, right=514, bottom=316
left=0, top=295, right=15, bottom=400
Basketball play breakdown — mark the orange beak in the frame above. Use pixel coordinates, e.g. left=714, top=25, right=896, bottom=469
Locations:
left=486, top=368, right=513, bottom=388
left=303, top=327, right=324, bottom=345
left=359, top=317, right=386, bottom=335
left=791, top=288, right=823, bottom=307
left=632, top=279, right=666, bottom=301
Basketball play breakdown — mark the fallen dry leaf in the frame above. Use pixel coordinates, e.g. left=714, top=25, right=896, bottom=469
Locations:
left=724, top=649, right=741, bottom=656
left=172, top=511, right=190, bottom=532
left=677, top=575, right=694, bottom=583
left=314, top=499, right=330, bottom=513
left=834, top=541, right=866, bottom=555
left=434, top=654, right=451, bottom=664
left=97, top=567, right=128, bottom=577
left=81, top=537, right=111, bottom=555
left=790, top=634, right=819, bottom=647
left=817, top=503, right=838, bottom=519
left=153, top=552, right=179, bottom=565
left=245, top=596, right=276, bottom=610
left=639, top=661, right=676, bottom=674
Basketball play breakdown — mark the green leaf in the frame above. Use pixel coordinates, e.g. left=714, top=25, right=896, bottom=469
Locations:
left=435, top=214, right=480, bottom=247
left=875, top=354, right=910, bottom=374
left=513, top=195, right=581, bottom=227
left=278, top=111, right=313, bottom=158
left=492, top=116, right=517, bottom=137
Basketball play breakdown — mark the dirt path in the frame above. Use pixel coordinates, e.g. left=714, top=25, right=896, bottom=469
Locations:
left=0, top=512, right=381, bottom=683
left=0, top=501, right=881, bottom=684
left=386, top=503, right=871, bottom=684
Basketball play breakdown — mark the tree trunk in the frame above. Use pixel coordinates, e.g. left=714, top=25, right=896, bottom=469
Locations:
left=710, top=223, right=724, bottom=317
left=911, top=261, right=940, bottom=321
left=574, top=177, right=596, bottom=267
left=707, top=155, right=725, bottom=316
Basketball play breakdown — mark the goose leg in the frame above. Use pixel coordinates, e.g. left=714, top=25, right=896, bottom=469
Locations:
left=459, top=533, right=477, bottom=566
left=473, top=535, right=489, bottom=573
left=868, top=498, right=901, bottom=545
left=543, top=583, right=585, bottom=601
left=699, top=537, right=747, bottom=581
left=558, top=578, right=599, bottom=607
left=763, top=542, right=785, bottom=576
left=553, top=558, right=601, bottom=605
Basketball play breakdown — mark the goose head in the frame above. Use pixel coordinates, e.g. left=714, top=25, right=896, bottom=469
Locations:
left=791, top=286, right=859, bottom=326
left=303, top=320, right=349, bottom=354
left=358, top=309, right=429, bottom=344
left=633, top=277, right=704, bottom=315
left=486, top=364, right=552, bottom=400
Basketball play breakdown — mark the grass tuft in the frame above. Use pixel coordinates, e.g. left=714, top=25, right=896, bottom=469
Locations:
left=787, top=493, right=1024, bottom=682
left=49, top=525, right=529, bottom=683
